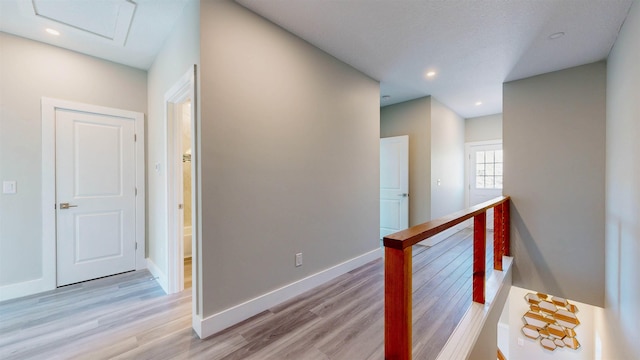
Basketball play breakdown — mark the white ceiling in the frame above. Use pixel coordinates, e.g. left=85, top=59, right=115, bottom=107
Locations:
left=0, top=0, right=190, bottom=70
left=236, top=0, right=633, bottom=118
left=0, top=1, right=633, bottom=118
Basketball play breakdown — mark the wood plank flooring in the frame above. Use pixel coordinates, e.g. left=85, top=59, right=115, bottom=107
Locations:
left=0, top=228, right=494, bottom=359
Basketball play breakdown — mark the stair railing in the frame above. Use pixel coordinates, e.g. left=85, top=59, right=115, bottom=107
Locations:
left=384, top=196, right=511, bottom=360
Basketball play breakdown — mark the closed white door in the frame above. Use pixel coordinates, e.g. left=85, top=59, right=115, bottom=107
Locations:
left=380, top=135, right=409, bottom=239
left=56, top=109, right=136, bottom=286
left=468, top=142, right=503, bottom=230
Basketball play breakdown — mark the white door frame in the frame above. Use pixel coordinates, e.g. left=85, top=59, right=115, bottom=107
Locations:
left=165, top=66, right=198, bottom=299
left=464, top=139, right=503, bottom=208
left=41, top=97, right=146, bottom=292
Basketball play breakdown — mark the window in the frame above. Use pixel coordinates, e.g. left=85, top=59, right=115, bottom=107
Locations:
left=475, top=150, right=503, bottom=189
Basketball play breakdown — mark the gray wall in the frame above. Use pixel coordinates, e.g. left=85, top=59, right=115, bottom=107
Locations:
left=380, top=97, right=431, bottom=226
left=199, top=0, right=380, bottom=315
left=430, top=98, right=465, bottom=219
left=503, top=62, right=606, bottom=306
left=146, top=0, right=199, bottom=288
left=0, top=32, right=147, bottom=288
left=603, top=0, right=640, bottom=357
left=465, top=113, right=502, bottom=143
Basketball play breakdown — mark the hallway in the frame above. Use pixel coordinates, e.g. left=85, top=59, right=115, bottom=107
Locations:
left=0, top=228, right=491, bottom=359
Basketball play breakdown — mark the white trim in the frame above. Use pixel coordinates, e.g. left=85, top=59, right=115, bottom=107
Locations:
left=41, top=99, right=57, bottom=294
left=196, top=248, right=382, bottom=338
left=38, top=97, right=145, bottom=300
left=163, top=65, right=201, bottom=338
left=0, top=277, right=49, bottom=302
left=436, top=256, right=513, bottom=360
left=133, top=107, right=146, bottom=271
left=192, top=65, right=202, bottom=322
left=192, top=312, right=204, bottom=338
left=146, top=257, right=169, bottom=294
left=418, top=222, right=470, bottom=247
left=165, top=66, right=196, bottom=295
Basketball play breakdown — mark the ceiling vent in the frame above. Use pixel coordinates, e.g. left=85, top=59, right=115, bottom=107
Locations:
left=31, top=0, right=136, bottom=46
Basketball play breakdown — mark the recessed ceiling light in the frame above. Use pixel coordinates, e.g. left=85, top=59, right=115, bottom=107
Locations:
left=426, top=71, right=437, bottom=78
left=45, top=28, right=60, bottom=36
left=382, top=95, right=391, bottom=101
left=548, top=32, right=565, bottom=40
left=475, top=101, right=483, bottom=106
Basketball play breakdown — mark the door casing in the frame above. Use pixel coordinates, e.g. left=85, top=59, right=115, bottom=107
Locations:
left=164, top=65, right=202, bottom=337
left=164, top=66, right=201, bottom=334
left=165, top=67, right=196, bottom=295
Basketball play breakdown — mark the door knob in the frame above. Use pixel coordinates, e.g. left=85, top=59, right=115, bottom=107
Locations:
left=59, top=202, right=78, bottom=209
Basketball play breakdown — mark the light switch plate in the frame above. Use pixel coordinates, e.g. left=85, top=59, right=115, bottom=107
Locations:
left=295, top=253, right=302, bottom=267
left=3, top=181, right=17, bottom=194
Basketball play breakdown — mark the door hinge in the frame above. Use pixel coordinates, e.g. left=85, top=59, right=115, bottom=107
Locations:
left=134, top=134, right=137, bottom=142
left=135, top=187, right=137, bottom=196
left=135, top=242, right=138, bottom=250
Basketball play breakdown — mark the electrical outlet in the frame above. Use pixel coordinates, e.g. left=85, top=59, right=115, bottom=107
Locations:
left=518, top=337, right=524, bottom=347
left=295, top=253, right=302, bottom=267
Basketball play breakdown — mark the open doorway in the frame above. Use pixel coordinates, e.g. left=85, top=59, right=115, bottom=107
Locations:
left=180, top=99, right=193, bottom=290
left=165, top=66, right=198, bottom=301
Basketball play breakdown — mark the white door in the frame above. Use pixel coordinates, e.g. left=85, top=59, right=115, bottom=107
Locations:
left=380, top=135, right=409, bottom=239
left=56, top=109, right=137, bottom=286
left=467, top=142, right=503, bottom=230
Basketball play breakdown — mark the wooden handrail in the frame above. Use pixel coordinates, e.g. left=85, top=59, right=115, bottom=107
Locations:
left=384, top=196, right=511, bottom=360
left=383, top=196, right=510, bottom=249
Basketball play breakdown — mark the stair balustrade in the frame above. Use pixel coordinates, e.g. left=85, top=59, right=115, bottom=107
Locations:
left=383, top=196, right=511, bottom=360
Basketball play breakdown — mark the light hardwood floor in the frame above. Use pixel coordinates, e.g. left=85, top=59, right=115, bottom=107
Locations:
left=0, top=228, right=492, bottom=359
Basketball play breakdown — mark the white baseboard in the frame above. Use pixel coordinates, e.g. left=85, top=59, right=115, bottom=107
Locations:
left=192, top=313, right=204, bottom=338
left=146, top=258, right=169, bottom=295
left=0, top=277, right=55, bottom=302
left=197, top=247, right=382, bottom=339
left=419, top=221, right=471, bottom=247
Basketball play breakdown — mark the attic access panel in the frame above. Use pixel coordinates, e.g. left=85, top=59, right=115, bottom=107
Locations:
left=32, top=0, right=136, bottom=45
